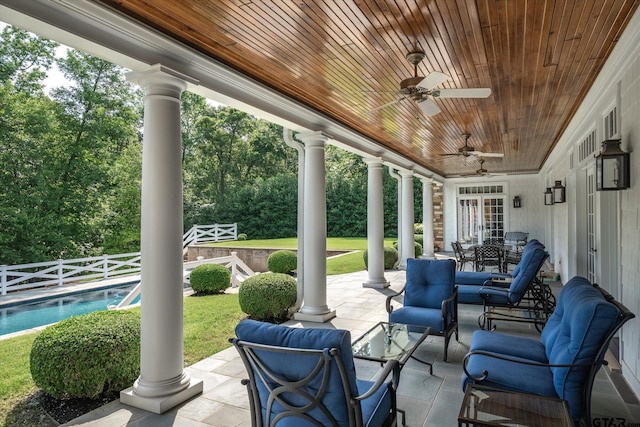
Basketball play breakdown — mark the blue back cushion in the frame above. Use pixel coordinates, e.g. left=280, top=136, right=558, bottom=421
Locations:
left=235, top=320, right=357, bottom=426
left=541, top=277, right=620, bottom=418
left=507, top=247, right=546, bottom=303
left=404, top=258, right=456, bottom=310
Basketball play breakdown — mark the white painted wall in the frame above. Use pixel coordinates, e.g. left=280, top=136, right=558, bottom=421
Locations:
left=443, top=175, right=545, bottom=252
left=539, top=9, right=640, bottom=398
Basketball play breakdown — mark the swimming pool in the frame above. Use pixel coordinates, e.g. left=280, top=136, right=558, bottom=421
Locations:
left=0, top=283, right=140, bottom=337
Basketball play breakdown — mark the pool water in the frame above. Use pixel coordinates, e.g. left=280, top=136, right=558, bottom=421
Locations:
left=0, top=283, right=140, bottom=336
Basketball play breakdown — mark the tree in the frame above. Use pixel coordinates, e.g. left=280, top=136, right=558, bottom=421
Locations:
left=0, top=25, right=57, bottom=94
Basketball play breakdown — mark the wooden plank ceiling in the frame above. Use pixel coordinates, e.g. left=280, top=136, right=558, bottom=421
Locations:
left=99, top=0, right=638, bottom=177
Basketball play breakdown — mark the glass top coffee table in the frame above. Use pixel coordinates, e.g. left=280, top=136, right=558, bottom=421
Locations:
left=352, top=322, right=431, bottom=426
left=458, top=384, right=573, bottom=427
left=352, top=322, right=431, bottom=386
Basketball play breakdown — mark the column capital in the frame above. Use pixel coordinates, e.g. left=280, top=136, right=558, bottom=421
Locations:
left=400, top=170, right=414, bottom=178
left=364, top=156, right=384, bottom=167
left=297, top=131, right=330, bottom=146
left=127, top=64, right=198, bottom=96
left=420, top=176, right=433, bottom=184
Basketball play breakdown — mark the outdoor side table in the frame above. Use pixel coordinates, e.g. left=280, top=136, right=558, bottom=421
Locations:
left=458, top=384, right=573, bottom=427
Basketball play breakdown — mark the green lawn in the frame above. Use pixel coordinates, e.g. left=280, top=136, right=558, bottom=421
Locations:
left=0, top=294, right=245, bottom=426
left=209, top=237, right=397, bottom=275
left=1, top=237, right=393, bottom=425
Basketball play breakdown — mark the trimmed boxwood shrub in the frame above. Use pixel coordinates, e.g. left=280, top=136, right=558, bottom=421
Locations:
left=392, top=241, right=424, bottom=258
left=267, top=250, right=297, bottom=274
left=239, top=273, right=297, bottom=321
left=190, top=263, right=231, bottom=294
left=363, top=246, right=398, bottom=270
left=237, top=233, right=247, bottom=241
left=30, top=310, right=140, bottom=400
left=414, top=241, right=423, bottom=257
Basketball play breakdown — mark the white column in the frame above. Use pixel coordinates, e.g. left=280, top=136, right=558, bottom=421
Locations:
left=363, top=158, right=389, bottom=288
left=293, top=131, right=336, bottom=322
left=388, top=167, right=403, bottom=263
left=121, top=65, right=202, bottom=414
left=422, top=177, right=436, bottom=258
left=399, top=170, right=415, bottom=269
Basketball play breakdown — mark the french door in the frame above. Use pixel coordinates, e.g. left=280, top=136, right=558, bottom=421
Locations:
left=457, top=196, right=506, bottom=246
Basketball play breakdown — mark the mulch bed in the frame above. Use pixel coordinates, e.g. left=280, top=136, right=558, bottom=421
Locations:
left=36, top=390, right=119, bottom=424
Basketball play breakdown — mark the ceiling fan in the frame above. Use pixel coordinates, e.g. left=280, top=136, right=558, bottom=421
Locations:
left=370, top=51, right=492, bottom=116
left=456, top=157, right=507, bottom=178
left=440, top=133, right=504, bottom=159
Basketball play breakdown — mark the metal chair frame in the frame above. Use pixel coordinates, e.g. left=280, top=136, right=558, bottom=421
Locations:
left=464, top=283, right=635, bottom=427
left=231, top=338, right=398, bottom=427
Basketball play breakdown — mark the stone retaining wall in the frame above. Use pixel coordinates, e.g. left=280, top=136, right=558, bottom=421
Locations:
left=187, top=246, right=351, bottom=272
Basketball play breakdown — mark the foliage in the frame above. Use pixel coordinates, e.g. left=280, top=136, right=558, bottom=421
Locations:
left=267, top=250, right=297, bottom=274
left=413, top=241, right=423, bottom=257
left=30, top=310, right=140, bottom=399
left=1, top=24, right=430, bottom=264
left=237, top=233, right=247, bottom=240
left=414, top=223, right=424, bottom=233
left=414, top=234, right=424, bottom=245
left=189, top=264, right=231, bottom=294
left=1, top=294, right=245, bottom=424
left=363, top=246, right=398, bottom=269
left=238, top=273, right=297, bottom=321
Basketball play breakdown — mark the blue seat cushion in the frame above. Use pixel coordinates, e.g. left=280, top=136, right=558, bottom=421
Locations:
left=389, top=306, right=444, bottom=333
left=469, top=330, right=548, bottom=363
left=357, top=379, right=393, bottom=427
left=462, top=353, right=557, bottom=398
left=456, top=285, right=486, bottom=304
left=455, top=271, right=496, bottom=286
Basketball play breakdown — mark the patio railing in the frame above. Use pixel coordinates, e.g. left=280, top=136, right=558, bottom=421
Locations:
left=1, top=223, right=237, bottom=295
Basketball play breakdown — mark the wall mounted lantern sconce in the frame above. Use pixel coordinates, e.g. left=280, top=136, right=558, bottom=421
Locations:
left=596, top=139, right=630, bottom=190
left=552, top=180, right=566, bottom=203
left=513, top=196, right=521, bottom=208
left=544, top=188, right=554, bottom=205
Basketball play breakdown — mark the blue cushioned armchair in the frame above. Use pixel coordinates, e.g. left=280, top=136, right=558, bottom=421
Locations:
left=231, top=319, right=398, bottom=427
left=385, top=258, right=458, bottom=363
left=462, top=277, right=635, bottom=425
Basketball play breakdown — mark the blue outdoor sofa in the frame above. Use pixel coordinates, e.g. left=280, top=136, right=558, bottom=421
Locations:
left=461, top=276, right=635, bottom=425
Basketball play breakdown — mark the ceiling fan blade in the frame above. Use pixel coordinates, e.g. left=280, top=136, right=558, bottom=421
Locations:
left=469, top=151, right=504, bottom=158
left=367, top=96, right=407, bottom=113
left=416, top=71, right=449, bottom=90
left=416, top=98, right=441, bottom=116
left=434, top=88, right=491, bottom=98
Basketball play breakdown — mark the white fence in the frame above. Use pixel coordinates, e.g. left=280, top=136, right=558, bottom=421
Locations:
left=114, top=251, right=255, bottom=309
left=1, top=223, right=237, bottom=295
left=183, top=223, right=237, bottom=255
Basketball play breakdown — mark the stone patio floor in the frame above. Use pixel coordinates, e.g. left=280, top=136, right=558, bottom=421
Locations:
left=63, top=268, right=640, bottom=426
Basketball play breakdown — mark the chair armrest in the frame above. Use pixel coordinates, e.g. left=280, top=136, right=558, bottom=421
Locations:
left=385, top=285, right=406, bottom=314
left=441, top=286, right=458, bottom=316
left=441, top=287, right=458, bottom=329
left=462, top=350, right=606, bottom=382
left=354, top=359, right=399, bottom=401
left=478, top=286, right=510, bottom=295
left=491, top=277, right=513, bottom=284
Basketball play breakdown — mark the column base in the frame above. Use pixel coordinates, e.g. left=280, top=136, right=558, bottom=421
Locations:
left=293, top=309, right=337, bottom=323
left=120, top=378, right=203, bottom=414
left=362, top=278, right=390, bottom=289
